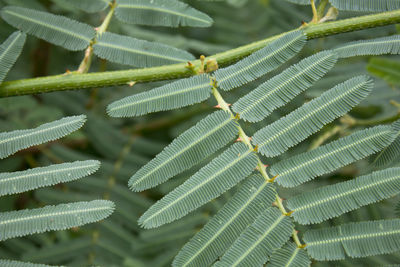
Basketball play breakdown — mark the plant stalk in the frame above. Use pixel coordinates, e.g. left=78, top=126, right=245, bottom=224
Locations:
left=211, top=85, right=304, bottom=248
left=1, top=9, right=400, bottom=97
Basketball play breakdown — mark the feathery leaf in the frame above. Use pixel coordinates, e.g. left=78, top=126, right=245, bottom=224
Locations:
left=115, top=0, right=213, bottom=27
left=107, top=74, right=212, bottom=117
left=232, top=50, right=338, bottom=122
left=304, top=219, right=400, bottom=260
left=214, top=208, right=293, bottom=267
left=0, top=200, right=115, bottom=241
left=288, top=167, right=400, bottom=225
left=93, top=32, right=195, bottom=67
left=272, top=125, right=396, bottom=187
left=138, top=142, right=258, bottom=229
left=0, top=260, right=55, bottom=267
left=0, top=160, right=100, bottom=196
left=67, top=0, right=110, bottom=13
left=0, top=31, right=26, bottom=84
left=267, top=242, right=311, bottom=267
left=214, top=30, right=306, bottom=91
left=334, top=35, right=400, bottom=58
left=329, top=0, right=400, bottom=12
left=0, top=115, right=86, bottom=159
left=0, top=6, right=95, bottom=51
left=129, top=110, right=238, bottom=192
left=173, top=174, right=276, bottom=267
left=373, top=120, right=400, bottom=167
left=253, top=75, right=373, bottom=157
left=367, top=57, right=400, bottom=86
left=283, top=0, right=311, bottom=4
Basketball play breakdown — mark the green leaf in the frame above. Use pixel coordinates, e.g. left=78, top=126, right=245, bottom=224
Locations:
left=0, top=160, right=100, bottom=196
left=107, top=74, right=212, bottom=117
left=288, top=167, right=400, bottom=225
left=214, top=207, right=293, bottom=267
left=138, top=142, right=258, bottom=229
left=129, top=110, right=238, bottom=192
left=115, top=0, right=213, bottom=27
left=272, top=125, right=396, bottom=187
left=173, top=174, right=276, bottom=267
left=329, top=0, right=400, bottom=12
left=304, top=219, right=400, bottom=260
left=0, top=115, right=87, bottom=159
left=334, top=35, right=400, bottom=58
left=0, top=200, right=115, bottom=241
left=367, top=57, right=400, bottom=86
left=253, top=75, right=373, bottom=157
left=67, top=0, right=110, bottom=13
left=0, top=31, right=26, bottom=84
left=373, top=120, right=400, bottom=167
left=0, top=6, right=95, bottom=51
left=267, top=242, right=311, bottom=267
left=232, top=50, right=338, bottom=122
left=0, top=260, right=55, bottom=267
left=93, top=32, right=195, bottom=67
left=283, top=0, right=312, bottom=4
left=214, top=30, right=306, bottom=91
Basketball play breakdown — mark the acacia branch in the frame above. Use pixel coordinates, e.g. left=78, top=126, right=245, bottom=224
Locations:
left=1, top=9, right=400, bottom=97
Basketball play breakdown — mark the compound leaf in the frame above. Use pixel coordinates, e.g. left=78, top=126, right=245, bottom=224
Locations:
left=115, top=0, right=213, bottom=27
left=267, top=242, right=311, bottom=267
left=252, top=75, right=373, bottom=157
left=373, top=120, right=400, bottom=167
left=138, top=142, right=258, bottom=229
left=93, top=32, right=195, bottom=67
left=214, top=30, right=306, bottom=91
left=129, top=110, right=238, bottom=192
left=0, top=31, right=26, bottom=84
left=0, top=160, right=100, bottom=196
left=0, top=115, right=86, bottom=159
left=0, top=260, right=54, bottom=267
left=214, top=208, right=293, bottom=267
left=272, top=125, right=396, bottom=187
left=304, top=219, right=400, bottom=260
left=107, top=74, right=212, bottom=117
left=334, top=35, right=400, bottom=58
left=0, top=6, right=95, bottom=51
left=329, top=0, right=400, bottom=12
left=232, top=50, right=338, bottom=122
left=68, top=0, right=110, bottom=13
left=288, top=167, right=400, bottom=225
left=173, top=175, right=276, bottom=267
left=0, top=200, right=115, bottom=241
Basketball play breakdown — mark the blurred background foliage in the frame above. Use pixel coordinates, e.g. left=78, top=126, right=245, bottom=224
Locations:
left=0, top=0, right=400, bottom=266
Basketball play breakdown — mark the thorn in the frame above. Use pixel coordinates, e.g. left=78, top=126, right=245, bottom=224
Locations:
left=253, top=145, right=259, bottom=152
left=268, top=174, right=278, bottom=183
left=295, top=230, right=299, bottom=234
left=94, top=27, right=99, bottom=31
left=299, top=244, right=307, bottom=249
left=301, top=21, right=308, bottom=27
left=272, top=201, right=278, bottom=207
left=214, top=104, right=222, bottom=109
left=226, top=103, right=232, bottom=107
left=127, top=81, right=136, bottom=87
left=236, top=137, right=243, bottom=142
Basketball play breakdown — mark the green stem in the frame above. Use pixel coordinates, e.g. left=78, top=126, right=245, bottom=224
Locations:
left=1, top=9, right=400, bottom=97
left=77, top=1, right=116, bottom=73
left=211, top=85, right=304, bottom=248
